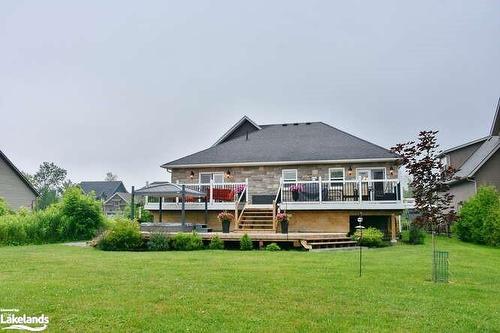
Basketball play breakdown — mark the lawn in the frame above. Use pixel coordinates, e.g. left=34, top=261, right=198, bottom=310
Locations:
left=0, top=237, right=498, bottom=332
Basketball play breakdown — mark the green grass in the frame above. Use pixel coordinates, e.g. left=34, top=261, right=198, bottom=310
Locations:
left=0, top=237, right=498, bottom=332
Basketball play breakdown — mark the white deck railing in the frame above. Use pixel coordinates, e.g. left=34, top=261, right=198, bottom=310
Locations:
left=280, top=178, right=402, bottom=204
left=145, top=179, right=248, bottom=205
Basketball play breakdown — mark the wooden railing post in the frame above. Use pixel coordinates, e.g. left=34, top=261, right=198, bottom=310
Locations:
left=272, top=200, right=277, bottom=231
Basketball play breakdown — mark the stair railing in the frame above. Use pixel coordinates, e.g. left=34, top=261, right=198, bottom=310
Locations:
left=272, top=182, right=282, bottom=232
left=235, top=182, right=248, bottom=229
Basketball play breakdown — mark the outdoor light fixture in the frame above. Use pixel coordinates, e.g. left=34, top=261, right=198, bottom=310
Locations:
left=389, top=166, right=394, bottom=176
left=348, top=166, right=353, bottom=176
left=190, top=171, right=195, bottom=179
left=225, top=170, right=231, bottom=178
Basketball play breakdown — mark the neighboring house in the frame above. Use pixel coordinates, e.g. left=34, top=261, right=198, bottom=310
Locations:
left=79, top=181, right=128, bottom=216
left=103, top=192, right=132, bottom=216
left=146, top=116, right=405, bottom=241
left=0, top=149, right=38, bottom=210
left=440, top=99, right=500, bottom=210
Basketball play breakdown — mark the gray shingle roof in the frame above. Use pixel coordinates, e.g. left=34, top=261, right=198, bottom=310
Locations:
left=135, top=182, right=206, bottom=197
left=162, top=121, right=398, bottom=168
left=79, top=181, right=127, bottom=200
left=453, top=136, right=500, bottom=179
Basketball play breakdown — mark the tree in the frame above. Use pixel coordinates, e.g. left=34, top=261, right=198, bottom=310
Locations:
left=391, top=130, right=457, bottom=280
left=31, top=162, right=68, bottom=194
left=24, top=162, right=71, bottom=209
left=105, top=172, right=118, bottom=181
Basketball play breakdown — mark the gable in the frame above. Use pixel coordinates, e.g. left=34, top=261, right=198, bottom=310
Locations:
left=453, top=136, right=500, bottom=179
left=0, top=150, right=38, bottom=209
left=212, top=116, right=261, bottom=146
left=490, top=98, right=500, bottom=136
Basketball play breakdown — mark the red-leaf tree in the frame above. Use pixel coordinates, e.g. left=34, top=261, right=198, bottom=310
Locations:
left=391, top=131, right=457, bottom=238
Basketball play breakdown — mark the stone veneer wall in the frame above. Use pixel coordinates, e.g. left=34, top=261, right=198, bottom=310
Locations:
left=170, top=163, right=398, bottom=203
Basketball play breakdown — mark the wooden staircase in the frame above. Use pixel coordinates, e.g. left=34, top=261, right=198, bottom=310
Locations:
left=300, top=237, right=358, bottom=250
left=236, top=206, right=275, bottom=232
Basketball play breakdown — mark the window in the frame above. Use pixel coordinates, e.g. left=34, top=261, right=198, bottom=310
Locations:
left=356, top=168, right=386, bottom=180
left=199, top=172, right=225, bottom=184
left=357, top=170, right=371, bottom=181
left=282, top=169, right=298, bottom=183
left=329, top=168, right=345, bottom=181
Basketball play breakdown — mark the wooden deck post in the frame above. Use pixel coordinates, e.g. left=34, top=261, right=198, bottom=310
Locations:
left=391, top=214, right=397, bottom=243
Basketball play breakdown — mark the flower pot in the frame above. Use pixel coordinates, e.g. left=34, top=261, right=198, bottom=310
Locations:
left=292, top=191, right=299, bottom=201
left=222, top=220, right=230, bottom=233
left=280, top=220, right=289, bottom=234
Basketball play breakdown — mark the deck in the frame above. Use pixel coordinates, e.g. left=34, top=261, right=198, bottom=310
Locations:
left=140, top=230, right=356, bottom=250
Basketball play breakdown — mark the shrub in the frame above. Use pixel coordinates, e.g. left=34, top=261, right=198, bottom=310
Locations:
left=147, top=232, right=170, bottom=251
left=353, top=227, right=384, bottom=247
left=240, top=233, right=253, bottom=251
left=0, top=214, right=28, bottom=245
left=138, top=208, right=153, bottom=223
left=208, top=235, right=224, bottom=250
left=454, top=186, right=500, bottom=247
left=401, top=224, right=426, bottom=245
left=0, top=198, right=11, bottom=217
left=409, top=225, right=425, bottom=244
left=265, top=243, right=281, bottom=251
left=169, top=232, right=203, bottom=251
left=97, top=218, right=143, bottom=251
left=60, top=187, right=105, bottom=240
left=0, top=187, right=106, bottom=247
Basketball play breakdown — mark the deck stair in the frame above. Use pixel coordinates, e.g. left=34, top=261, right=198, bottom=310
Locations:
left=237, top=207, right=275, bottom=232
left=300, top=237, right=358, bottom=250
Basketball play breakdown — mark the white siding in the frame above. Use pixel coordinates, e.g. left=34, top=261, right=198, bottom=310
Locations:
left=0, top=157, right=37, bottom=210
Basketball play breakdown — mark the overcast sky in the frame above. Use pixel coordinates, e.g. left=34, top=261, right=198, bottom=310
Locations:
left=1, top=0, right=499, bottom=190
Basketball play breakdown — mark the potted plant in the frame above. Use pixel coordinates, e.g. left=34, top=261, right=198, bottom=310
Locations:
left=276, top=212, right=290, bottom=234
left=289, top=184, right=304, bottom=201
left=217, top=211, right=234, bottom=233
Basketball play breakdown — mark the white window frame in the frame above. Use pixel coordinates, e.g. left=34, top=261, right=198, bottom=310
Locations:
left=282, top=169, right=298, bottom=183
left=199, top=172, right=225, bottom=184
left=328, top=168, right=345, bottom=181
left=356, top=167, right=386, bottom=180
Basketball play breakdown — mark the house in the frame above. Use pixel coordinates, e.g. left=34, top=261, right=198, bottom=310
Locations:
left=440, top=99, right=500, bottom=210
left=145, top=116, right=405, bottom=242
left=79, top=181, right=129, bottom=216
left=103, top=192, right=132, bottom=216
left=0, top=149, right=38, bottom=210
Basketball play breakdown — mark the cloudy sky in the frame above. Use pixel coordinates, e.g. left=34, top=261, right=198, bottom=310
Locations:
left=1, top=0, right=499, bottom=190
